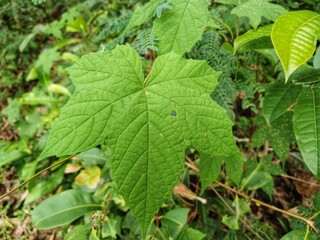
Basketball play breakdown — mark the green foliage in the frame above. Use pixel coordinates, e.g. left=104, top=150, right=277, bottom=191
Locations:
left=32, top=189, right=102, bottom=228
left=271, top=10, right=320, bottom=81
left=2, top=0, right=320, bottom=239
left=39, top=45, right=238, bottom=235
left=293, top=86, right=320, bottom=176
left=231, top=0, right=287, bottom=29
left=151, top=0, right=210, bottom=55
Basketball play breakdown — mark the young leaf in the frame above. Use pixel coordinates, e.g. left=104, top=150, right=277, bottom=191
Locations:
left=262, top=81, right=302, bottom=124
left=39, top=45, right=238, bottom=236
left=225, top=152, right=244, bottom=186
left=125, top=0, right=161, bottom=31
left=234, top=25, right=272, bottom=53
left=293, top=86, right=320, bottom=177
left=271, top=11, right=320, bottom=81
left=231, top=0, right=287, bottom=30
left=199, top=155, right=224, bottom=194
left=32, top=190, right=101, bottom=229
left=152, top=0, right=210, bottom=55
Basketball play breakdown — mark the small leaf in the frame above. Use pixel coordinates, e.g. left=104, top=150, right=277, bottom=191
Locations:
left=199, top=155, right=224, bottom=194
left=152, top=0, right=210, bottom=55
left=177, top=227, right=206, bottom=240
left=162, top=208, right=189, bottom=238
left=64, top=225, right=90, bottom=240
left=314, top=47, right=320, bottom=69
left=231, top=0, right=287, bottom=30
left=293, top=86, right=320, bottom=177
left=281, top=230, right=316, bottom=240
left=271, top=10, right=320, bottom=81
left=241, top=163, right=273, bottom=190
left=32, top=190, right=102, bottom=229
left=262, top=81, right=302, bottom=124
left=125, top=0, right=161, bottom=31
left=234, top=25, right=273, bottom=53
left=225, top=151, right=244, bottom=186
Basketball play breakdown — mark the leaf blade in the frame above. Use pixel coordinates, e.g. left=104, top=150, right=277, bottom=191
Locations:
left=293, top=87, right=320, bottom=177
left=152, top=0, right=210, bottom=55
left=271, top=10, right=320, bottom=81
left=32, top=190, right=101, bottom=229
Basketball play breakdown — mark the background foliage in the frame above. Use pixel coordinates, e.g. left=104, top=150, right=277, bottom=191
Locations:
left=1, top=0, right=320, bottom=239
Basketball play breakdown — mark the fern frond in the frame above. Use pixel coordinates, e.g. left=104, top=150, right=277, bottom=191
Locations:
left=132, top=28, right=157, bottom=54
left=31, top=0, right=46, bottom=5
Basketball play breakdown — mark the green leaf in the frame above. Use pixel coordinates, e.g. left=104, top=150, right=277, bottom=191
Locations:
left=125, top=0, right=161, bottom=31
left=177, top=227, right=206, bottom=240
left=290, top=65, right=320, bottom=85
left=262, top=81, right=302, bottom=124
left=225, top=152, right=244, bottom=186
left=281, top=230, right=316, bottom=240
left=314, top=47, right=320, bottom=69
left=199, top=155, right=224, bottom=194
left=271, top=11, right=320, bottom=81
left=152, top=0, right=210, bottom=55
left=293, top=86, right=320, bottom=177
left=64, top=225, right=90, bottom=240
left=221, top=196, right=250, bottom=230
left=25, top=165, right=65, bottom=204
left=231, top=0, right=287, bottom=30
left=32, top=190, right=102, bottom=229
left=40, top=45, right=238, bottom=236
left=162, top=208, right=189, bottom=238
left=0, top=150, right=25, bottom=168
left=234, top=25, right=272, bottom=53
left=253, top=114, right=294, bottom=163
left=241, top=162, right=272, bottom=190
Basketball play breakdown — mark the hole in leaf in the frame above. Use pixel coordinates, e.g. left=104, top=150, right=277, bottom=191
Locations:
left=170, top=109, right=177, bottom=117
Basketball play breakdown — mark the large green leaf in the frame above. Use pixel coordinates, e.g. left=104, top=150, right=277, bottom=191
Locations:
left=39, top=45, right=238, bottom=236
left=32, top=190, right=101, bottom=229
left=231, top=0, right=286, bottom=30
left=293, top=86, right=320, bottom=177
left=234, top=25, right=272, bottom=53
left=271, top=11, right=320, bottom=82
left=262, top=81, right=302, bottom=124
left=151, top=0, right=209, bottom=55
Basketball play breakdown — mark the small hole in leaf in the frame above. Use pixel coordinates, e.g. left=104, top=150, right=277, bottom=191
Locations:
left=170, top=109, right=177, bottom=117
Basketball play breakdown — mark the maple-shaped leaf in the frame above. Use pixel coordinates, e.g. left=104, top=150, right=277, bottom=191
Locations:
left=231, top=0, right=287, bottom=29
left=39, top=45, right=236, bottom=236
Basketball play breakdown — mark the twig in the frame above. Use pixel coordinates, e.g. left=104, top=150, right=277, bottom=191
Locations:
left=280, top=174, right=320, bottom=188
left=213, top=181, right=318, bottom=233
left=0, top=155, right=75, bottom=201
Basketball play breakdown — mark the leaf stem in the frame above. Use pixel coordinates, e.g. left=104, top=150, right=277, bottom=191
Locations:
left=213, top=181, right=318, bottom=233
left=0, top=155, right=75, bottom=201
left=211, top=16, right=234, bottom=41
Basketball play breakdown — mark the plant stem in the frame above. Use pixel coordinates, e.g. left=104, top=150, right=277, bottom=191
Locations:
left=0, top=155, right=75, bottom=201
left=213, top=181, right=318, bottom=233
left=211, top=16, right=234, bottom=41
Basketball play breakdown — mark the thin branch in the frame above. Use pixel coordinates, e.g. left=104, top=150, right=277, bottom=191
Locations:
left=0, top=155, right=75, bottom=201
left=213, top=181, right=318, bottom=233
left=280, top=174, right=320, bottom=188
left=211, top=187, right=266, bottom=240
